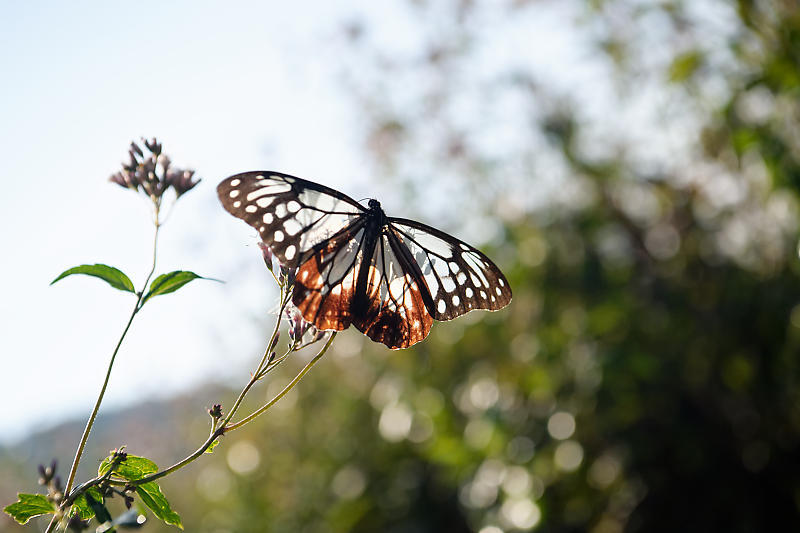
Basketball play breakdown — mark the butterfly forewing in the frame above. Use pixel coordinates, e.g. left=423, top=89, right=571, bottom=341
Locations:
left=217, top=172, right=365, bottom=268
left=388, top=218, right=512, bottom=321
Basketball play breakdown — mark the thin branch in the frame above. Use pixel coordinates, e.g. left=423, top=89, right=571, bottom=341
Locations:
left=226, top=332, right=337, bottom=432
left=221, top=290, right=291, bottom=428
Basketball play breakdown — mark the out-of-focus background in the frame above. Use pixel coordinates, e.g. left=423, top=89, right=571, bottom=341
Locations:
left=3, top=0, right=800, bottom=531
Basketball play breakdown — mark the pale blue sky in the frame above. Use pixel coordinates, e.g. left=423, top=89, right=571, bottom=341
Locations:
left=0, top=1, right=379, bottom=443
left=0, top=0, right=721, bottom=444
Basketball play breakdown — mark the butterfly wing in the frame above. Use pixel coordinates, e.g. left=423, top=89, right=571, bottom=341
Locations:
left=350, top=232, right=434, bottom=349
left=217, top=171, right=366, bottom=269
left=387, top=218, right=512, bottom=321
left=292, top=217, right=368, bottom=331
left=218, top=171, right=512, bottom=349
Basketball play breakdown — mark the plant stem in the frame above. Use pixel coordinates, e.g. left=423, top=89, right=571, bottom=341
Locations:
left=103, top=332, right=336, bottom=489
left=61, top=212, right=161, bottom=504
left=116, top=426, right=225, bottom=487
left=221, top=290, right=290, bottom=428
left=226, top=332, right=336, bottom=432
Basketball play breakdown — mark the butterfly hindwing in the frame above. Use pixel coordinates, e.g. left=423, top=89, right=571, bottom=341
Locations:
left=388, top=218, right=512, bottom=321
left=292, top=219, right=368, bottom=331
left=351, top=232, right=434, bottom=349
left=217, top=171, right=365, bottom=268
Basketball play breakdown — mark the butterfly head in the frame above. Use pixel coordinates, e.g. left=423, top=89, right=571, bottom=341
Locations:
left=367, top=199, right=381, bottom=210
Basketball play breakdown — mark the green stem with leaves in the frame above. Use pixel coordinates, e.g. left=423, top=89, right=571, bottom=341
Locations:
left=54, top=212, right=161, bottom=532
left=101, top=330, right=336, bottom=489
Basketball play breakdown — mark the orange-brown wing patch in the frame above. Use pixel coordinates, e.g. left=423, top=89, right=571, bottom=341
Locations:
left=351, top=236, right=434, bottom=349
left=293, top=228, right=363, bottom=331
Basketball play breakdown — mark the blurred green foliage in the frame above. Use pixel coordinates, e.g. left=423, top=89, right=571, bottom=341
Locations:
left=4, top=1, right=800, bottom=532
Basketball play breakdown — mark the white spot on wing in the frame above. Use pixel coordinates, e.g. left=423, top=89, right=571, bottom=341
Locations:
left=275, top=203, right=288, bottom=218
left=263, top=213, right=274, bottom=224
left=230, top=178, right=241, bottom=187
left=270, top=175, right=293, bottom=184
left=233, top=201, right=241, bottom=208
left=285, top=245, right=296, bottom=260
left=274, top=230, right=284, bottom=242
left=434, top=260, right=449, bottom=278
left=437, top=300, right=446, bottom=314
left=411, top=230, right=453, bottom=256
left=287, top=200, right=301, bottom=213
left=247, top=189, right=269, bottom=201
left=245, top=205, right=257, bottom=213
left=442, top=277, right=457, bottom=293
left=466, top=287, right=474, bottom=297
left=256, top=197, right=274, bottom=208
left=283, top=218, right=303, bottom=236
left=229, top=190, right=240, bottom=198
left=452, top=295, right=460, bottom=306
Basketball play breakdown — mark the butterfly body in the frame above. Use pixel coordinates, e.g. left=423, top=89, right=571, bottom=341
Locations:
left=352, top=199, right=386, bottom=317
left=218, top=171, right=511, bottom=349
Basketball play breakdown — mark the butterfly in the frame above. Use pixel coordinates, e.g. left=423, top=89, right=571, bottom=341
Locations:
left=217, top=171, right=512, bottom=349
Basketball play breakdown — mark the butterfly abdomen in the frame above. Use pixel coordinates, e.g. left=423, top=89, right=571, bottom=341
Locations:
left=352, top=205, right=385, bottom=317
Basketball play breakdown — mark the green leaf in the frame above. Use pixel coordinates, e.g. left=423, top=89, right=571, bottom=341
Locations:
left=84, top=491, right=113, bottom=529
left=70, top=487, right=105, bottom=520
left=142, top=271, right=217, bottom=302
left=3, top=493, right=55, bottom=524
left=136, top=482, right=183, bottom=529
left=204, top=438, right=220, bottom=454
left=99, top=454, right=159, bottom=481
left=51, top=264, right=135, bottom=293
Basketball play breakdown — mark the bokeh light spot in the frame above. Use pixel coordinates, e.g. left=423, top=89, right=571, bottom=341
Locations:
left=554, top=440, right=584, bottom=471
left=196, top=465, right=232, bottom=501
left=379, top=402, right=413, bottom=441
left=465, top=417, right=495, bottom=449
left=331, top=465, right=367, bottom=500
left=226, top=439, right=261, bottom=475
left=547, top=411, right=576, bottom=440
left=500, top=498, right=541, bottom=529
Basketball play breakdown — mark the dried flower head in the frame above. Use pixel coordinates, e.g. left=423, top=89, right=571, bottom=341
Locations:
left=280, top=265, right=296, bottom=288
left=258, top=242, right=275, bottom=274
left=67, top=515, right=90, bottom=532
left=37, top=459, right=57, bottom=486
left=109, top=138, right=199, bottom=203
left=285, top=305, right=325, bottom=346
left=208, top=404, right=223, bottom=420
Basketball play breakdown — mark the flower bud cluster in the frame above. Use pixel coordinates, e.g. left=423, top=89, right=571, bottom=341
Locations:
left=285, top=306, right=326, bottom=346
left=37, top=459, right=65, bottom=513
left=208, top=403, right=224, bottom=420
left=109, top=138, right=199, bottom=202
